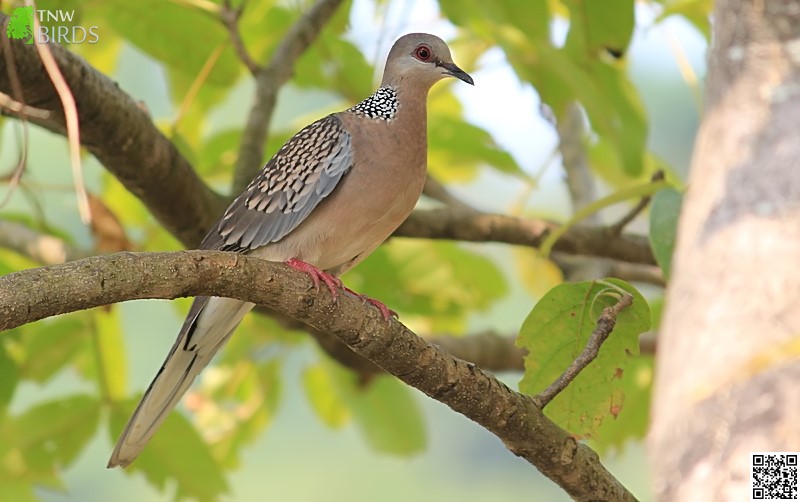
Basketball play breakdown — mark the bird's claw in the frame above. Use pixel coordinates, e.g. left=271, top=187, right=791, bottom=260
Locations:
left=344, top=286, right=397, bottom=321
left=285, top=258, right=343, bottom=299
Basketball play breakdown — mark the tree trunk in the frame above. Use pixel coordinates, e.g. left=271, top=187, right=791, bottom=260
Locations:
left=650, top=0, right=800, bottom=500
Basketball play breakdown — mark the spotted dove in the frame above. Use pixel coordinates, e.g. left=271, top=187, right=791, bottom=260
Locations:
left=108, top=33, right=473, bottom=467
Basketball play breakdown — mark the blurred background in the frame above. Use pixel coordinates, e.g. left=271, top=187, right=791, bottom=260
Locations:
left=0, top=0, right=707, bottom=500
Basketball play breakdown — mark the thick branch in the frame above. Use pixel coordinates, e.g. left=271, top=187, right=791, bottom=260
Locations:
left=0, top=251, right=636, bottom=501
left=396, top=208, right=656, bottom=266
left=0, top=19, right=226, bottom=247
left=232, top=0, right=345, bottom=193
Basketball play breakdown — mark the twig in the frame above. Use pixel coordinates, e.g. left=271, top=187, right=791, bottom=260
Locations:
left=0, top=220, right=89, bottom=264
left=232, top=0, right=345, bottom=194
left=556, top=102, right=610, bottom=281
left=609, top=170, right=665, bottom=235
left=0, top=250, right=638, bottom=501
left=306, top=325, right=527, bottom=378
left=551, top=253, right=666, bottom=287
left=26, top=0, right=90, bottom=224
left=534, top=292, right=634, bottom=408
left=0, top=17, right=31, bottom=209
left=558, top=103, right=596, bottom=217
left=0, top=91, right=49, bottom=118
left=396, top=208, right=657, bottom=265
left=220, top=0, right=261, bottom=75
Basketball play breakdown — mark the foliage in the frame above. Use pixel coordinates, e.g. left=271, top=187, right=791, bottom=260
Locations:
left=517, top=279, right=651, bottom=442
left=0, top=0, right=711, bottom=499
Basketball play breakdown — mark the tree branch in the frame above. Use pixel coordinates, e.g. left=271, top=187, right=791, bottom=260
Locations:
left=0, top=19, right=227, bottom=247
left=0, top=220, right=88, bottom=264
left=231, top=0, right=345, bottom=193
left=396, top=208, right=656, bottom=266
left=0, top=250, right=636, bottom=501
left=608, top=170, right=664, bottom=236
left=220, top=0, right=261, bottom=75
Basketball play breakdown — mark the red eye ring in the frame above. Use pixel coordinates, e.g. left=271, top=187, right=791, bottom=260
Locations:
left=414, top=45, right=432, bottom=61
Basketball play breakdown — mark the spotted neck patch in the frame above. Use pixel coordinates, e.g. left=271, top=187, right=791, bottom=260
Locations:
left=349, top=86, right=398, bottom=121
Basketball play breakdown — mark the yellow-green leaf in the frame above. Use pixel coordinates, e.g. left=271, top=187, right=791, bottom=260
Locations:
left=302, top=363, right=350, bottom=428
left=0, top=395, right=100, bottom=472
left=16, top=317, right=88, bottom=384
left=348, top=375, right=426, bottom=456
left=649, top=188, right=683, bottom=280
left=95, top=0, right=240, bottom=86
left=92, top=308, right=128, bottom=401
left=517, top=279, right=650, bottom=438
left=592, top=354, right=653, bottom=454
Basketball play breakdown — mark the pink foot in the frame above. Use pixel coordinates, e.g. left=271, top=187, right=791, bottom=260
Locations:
left=286, top=258, right=342, bottom=299
left=344, top=286, right=398, bottom=321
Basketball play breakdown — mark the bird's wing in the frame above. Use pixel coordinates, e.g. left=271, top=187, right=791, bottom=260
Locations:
left=201, top=114, right=354, bottom=252
left=108, top=114, right=353, bottom=468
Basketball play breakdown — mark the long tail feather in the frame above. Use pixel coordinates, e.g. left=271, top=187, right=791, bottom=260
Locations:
left=108, top=296, right=254, bottom=468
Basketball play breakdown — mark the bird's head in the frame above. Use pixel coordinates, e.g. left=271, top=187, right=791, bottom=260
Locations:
left=382, top=33, right=474, bottom=90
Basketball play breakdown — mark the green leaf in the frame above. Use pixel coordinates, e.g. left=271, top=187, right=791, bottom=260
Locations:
left=238, top=2, right=292, bottom=64
left=295, top=33, right=373, bottom=101
left=0, top=342, right=20, bottom=411
left=462, top=1, right=646, bottom=179
left=302, top=363, right=350, bottom=428
left=110, top=400, right=228, bottom=501
left=440, top=0, right=550, bottom=44
left=197, top=128, right=243, bottom=178
left=92, top=308, right=128, bottom=400
left=649, top=188, right=683, bottom=280
left=584, top=63, right=648, bottom=177
left=0, top=395, right=100, bottom=474
left=656, top=0, right=712, bottom=40
left=429, top=115, right=526, bottom=181
left=592, top=354, right=653, bottom=454
left=346, top=241, right=508, bottom=331
left=95, top=0, right=240, bottom=86
left=539, top=178, right=671, bottom=258
left=517, top=279, right=651, bottom=438
left=513, top=248, right=564, bottom=299
left=16, top=316, right=88, bottom=384
left=564, top=0, right=635, bottom=57
left=0, top=479, right=38, bottom=502
left=348, top=375, right=426, bottom=456
left=303, top=359, right=426, bottom=456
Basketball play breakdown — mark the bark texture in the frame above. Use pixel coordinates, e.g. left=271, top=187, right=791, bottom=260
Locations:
left=651, top=1, right=800, bottom=500
left=0, top=250, right=637, bottom=502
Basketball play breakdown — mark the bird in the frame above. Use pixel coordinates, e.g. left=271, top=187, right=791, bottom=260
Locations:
left=107, top=32, right=473, bottom=468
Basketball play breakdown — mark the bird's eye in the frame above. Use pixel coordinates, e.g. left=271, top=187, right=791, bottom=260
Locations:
left=414, top=45, right=432, bottom=61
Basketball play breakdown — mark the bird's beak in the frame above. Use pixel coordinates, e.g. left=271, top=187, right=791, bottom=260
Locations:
left=439, top=61, right=474, bottom=85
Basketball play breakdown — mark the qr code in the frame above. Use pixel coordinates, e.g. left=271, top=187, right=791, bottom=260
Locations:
left=751, top=453, right=798, bottom=501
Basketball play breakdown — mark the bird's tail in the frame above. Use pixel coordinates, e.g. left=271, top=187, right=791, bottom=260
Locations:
left=107, top=296, right=255, bottom=468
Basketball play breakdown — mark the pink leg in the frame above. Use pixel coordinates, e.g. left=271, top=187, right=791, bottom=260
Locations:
left=343, top=286, right=398, bottom=321
left=285, top=258, right=343, bottom=299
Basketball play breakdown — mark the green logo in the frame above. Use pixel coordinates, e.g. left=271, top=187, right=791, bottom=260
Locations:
left=6, top=6, right=34, bottom=45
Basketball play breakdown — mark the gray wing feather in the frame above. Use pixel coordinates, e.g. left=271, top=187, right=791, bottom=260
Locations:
left=201, top=114, right=353, bottom=252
